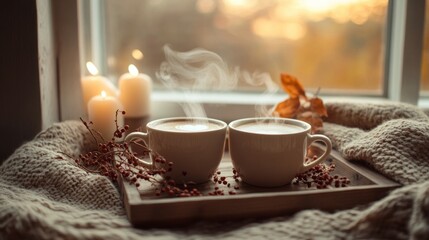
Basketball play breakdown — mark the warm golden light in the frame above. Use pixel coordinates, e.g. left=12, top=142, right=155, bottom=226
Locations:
left=252, top=18, right=277, bottom=38
left=331, top=10, right=350, bottom=23
left=131, top=49, right=144, bottom=60
left=282, top=22, right=306, bottom=41
left=351, top=15, right=368, bottom=25
left=299, top=0, right=357, bottom=13
left=224, top=0, right=247, bottom=7
left=252, top=18, right=306, bottom=41
left=101, top=91, right=107, bottom=98
left=221, top=0, right=258, bottom=17
left=86, top=62, right=99, bottom=76
left=299, top=0, right=331, bottom=13
left=128, top=64, right=139, bottom=76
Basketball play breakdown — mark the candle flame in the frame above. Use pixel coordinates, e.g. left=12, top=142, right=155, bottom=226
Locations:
left=128, top=64, right=139, bottom=76
left=101, top=91, right=107, bottom=98
left=86, top=62, right=99, bottom=75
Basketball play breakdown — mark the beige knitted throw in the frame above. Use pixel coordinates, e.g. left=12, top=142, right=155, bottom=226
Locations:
left=1, top=102, right=429, bottom=239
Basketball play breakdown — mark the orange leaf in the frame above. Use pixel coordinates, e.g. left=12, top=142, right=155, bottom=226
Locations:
left=309, top=97, right=328, bottom=117
left=274, top=97, right=300, bottom=118
left=280, top=73, right=307, bottom=99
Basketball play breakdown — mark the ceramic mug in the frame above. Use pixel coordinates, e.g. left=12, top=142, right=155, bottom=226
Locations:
left=228, top=117, right=332, bottom=187
left=124, top=117, right=227, bottom=184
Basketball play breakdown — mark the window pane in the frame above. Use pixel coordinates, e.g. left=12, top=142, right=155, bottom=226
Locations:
left=102, top=0, right=388, bottom=94
left=421, top=0, right=429, bottom=96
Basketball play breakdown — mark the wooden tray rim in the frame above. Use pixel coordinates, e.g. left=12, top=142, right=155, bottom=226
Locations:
left=120, top=145, right=401, bottom=205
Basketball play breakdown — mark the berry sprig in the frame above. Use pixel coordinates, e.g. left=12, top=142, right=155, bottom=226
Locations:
left=292, top=156, right=351, bottom=189
left=207, top=169, right=241, bottom=196
left=60, top=110, right=208, bottom=197
left=71, top=111, right=172, bottom=187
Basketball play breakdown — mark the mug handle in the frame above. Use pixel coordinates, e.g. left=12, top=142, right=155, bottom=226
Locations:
left=124, top=132, right=153, bottom=168
left=301, top=134, right=332, bottom=172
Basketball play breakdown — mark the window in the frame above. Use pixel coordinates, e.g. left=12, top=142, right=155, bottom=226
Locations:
left=84, top=0, right=390, bottom=95
left=68, top=0, right=426, bottom=121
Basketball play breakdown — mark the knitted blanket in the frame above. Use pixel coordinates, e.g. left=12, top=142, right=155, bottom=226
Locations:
left=1, top=102, right=429, bottom=240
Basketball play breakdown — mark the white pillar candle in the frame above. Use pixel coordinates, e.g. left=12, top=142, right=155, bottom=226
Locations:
left=82, top=62, right=118, bottom=108
left=119, top=64, right=152, bottom=117
left=87, top=91, right=124, bottom=141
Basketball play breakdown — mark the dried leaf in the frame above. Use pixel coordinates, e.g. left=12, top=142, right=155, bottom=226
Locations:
left=276, top=73, right=326, bottom=133
left=280, top=73, right=307, bottom=99
left=274, top=97, right=300, bottom=118
left=309, top=97, right=328, bottom=117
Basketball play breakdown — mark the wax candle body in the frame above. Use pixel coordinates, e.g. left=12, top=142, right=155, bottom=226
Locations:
left=87, top=92, right=124, bottom=141
left=82, top=75, right=118, bottom=108
left=119, top=72, right=152, bottom=117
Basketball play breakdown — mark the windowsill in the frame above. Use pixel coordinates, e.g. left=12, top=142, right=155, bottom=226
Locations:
left=151, top=91, right=400, bottom=122
left=418, top=98, right=429, bottom=109
left=152, top=90, right=285, bottom=105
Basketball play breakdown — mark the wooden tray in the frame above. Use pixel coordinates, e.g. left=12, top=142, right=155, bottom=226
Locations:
left=118, top=146, right=400, bottom=227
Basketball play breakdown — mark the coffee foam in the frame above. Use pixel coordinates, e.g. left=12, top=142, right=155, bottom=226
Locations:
left=236, top=122, right=303, bottom=134
left=154, top=120, right=222, bottom=132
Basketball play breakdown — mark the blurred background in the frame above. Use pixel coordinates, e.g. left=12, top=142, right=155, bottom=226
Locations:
left=84, top=0, right=428, bottom=96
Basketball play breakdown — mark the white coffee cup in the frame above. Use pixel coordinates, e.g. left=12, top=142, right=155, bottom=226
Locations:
left=124, top=117, right=227, bottom=184
left=228, top=117, right=332, bottom=187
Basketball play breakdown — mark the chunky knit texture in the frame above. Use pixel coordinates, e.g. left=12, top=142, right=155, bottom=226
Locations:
left=1, top=102, right=429, bottom=239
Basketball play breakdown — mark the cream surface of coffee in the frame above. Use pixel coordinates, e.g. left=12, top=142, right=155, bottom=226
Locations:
left=236, top=122, right=303, bottom=134
left=154, top=120, right=221, bottom=132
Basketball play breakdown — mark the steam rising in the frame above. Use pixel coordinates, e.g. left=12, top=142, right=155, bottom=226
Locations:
left=242, top=71, right=278, bottom=117
left=157, top=45, right=278, bottom=119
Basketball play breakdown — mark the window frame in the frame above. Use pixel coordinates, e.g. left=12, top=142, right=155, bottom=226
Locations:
left=386, top=0, right=425, bottom=104
left=53, top=0, right=427, bottom=122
